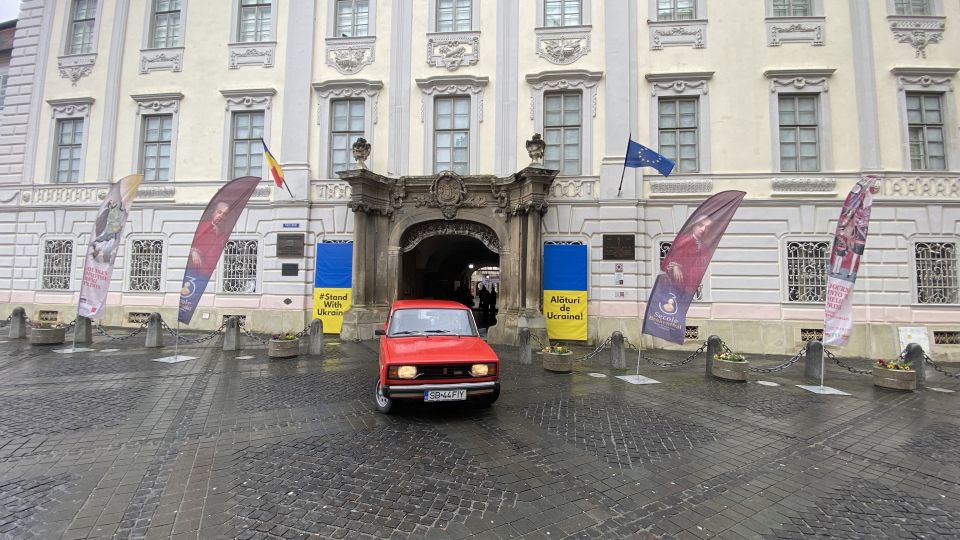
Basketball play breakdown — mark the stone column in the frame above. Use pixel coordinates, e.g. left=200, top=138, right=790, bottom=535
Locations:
left=805, top=340, right=824, bottom=380
left=74, top=316, right=93, bottom=344
left=145, top=313, right=163, bottom=348
left=705, top=335, right=722, bottom=378
left=610, top=331, right=626, bottom=369
left=277, top=0, right=317, bottom=199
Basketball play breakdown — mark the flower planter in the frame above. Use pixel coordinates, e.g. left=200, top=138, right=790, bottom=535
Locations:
left=712, top=359, right=749, bottom=382
left=542, top=351, right=573, bottom=373
left=872, top=367, right=916, bottom=391
left=268, top=339, right=299, bottom=359
left=30, top=327, right=66, bottom=345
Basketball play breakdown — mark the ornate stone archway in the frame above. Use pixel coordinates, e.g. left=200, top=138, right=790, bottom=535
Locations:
left=337, top=166, right=558, bottom=345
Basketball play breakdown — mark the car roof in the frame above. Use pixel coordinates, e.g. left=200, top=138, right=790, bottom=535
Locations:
left=391, top=300, right=470, bottom=311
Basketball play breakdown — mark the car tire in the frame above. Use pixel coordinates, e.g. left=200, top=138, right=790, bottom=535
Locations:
left=475, top=386, right=500, bottom=408
left=374, top=377, right=394, bottom=414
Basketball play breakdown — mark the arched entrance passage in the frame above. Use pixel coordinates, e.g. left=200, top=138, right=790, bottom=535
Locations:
left=399, top=220, right=500, bottom=303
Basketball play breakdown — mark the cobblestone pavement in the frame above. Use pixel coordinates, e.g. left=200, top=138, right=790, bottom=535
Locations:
left=0, top=333, right=959, bottom=539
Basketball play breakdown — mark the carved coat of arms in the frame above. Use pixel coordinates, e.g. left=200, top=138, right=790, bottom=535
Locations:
left=431, top=172, right=468, bottom=219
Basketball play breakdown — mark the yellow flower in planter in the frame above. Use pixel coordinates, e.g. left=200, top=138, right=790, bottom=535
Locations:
left=714, top=351, right=746, bottom=362
left=271, top=331, right=298, bottom=341
left=875, top=359, right=912, bottom=371
left=542, top=345, right=570, bottom=354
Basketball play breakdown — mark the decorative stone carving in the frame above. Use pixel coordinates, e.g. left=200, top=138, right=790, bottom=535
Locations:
left=401, top=220, right=500, bottom=253
left=50, top=102, right=92, bottom=118
left=57, top=54, right=97, bottom=85
left=890, top=17, right=945, bottom=58
left=228, top=44, right=276, bottom=69
left=525, top=70, right=603, bottom=119
left=648, top=76, right=711, bottom=96
left=137, top=186, right=176, bottom=199
left=313, top=80, right=383, bottom=124
left=352, top=138, right=371, bottom=169
left=649, top=179, right=713, bottom=194
left=132, top=92, right=183, bottom=115
left=23, top=187, right=109, bottom=205
left=427, top=33, right=480, bottom=71
left=220, top=89, right=276, bottom=111
left=139, top=48, right=184, bottom=74
left=325, top=37, right=376, bottom=75
left=526, top=134, right=546, bottom=165
left=252, top=186, right=272, bottom=198
left=767, top=18, right=825, bottom=46
left=772, top=178, right=836, bottom=192
left=883, top=176, right=960, bottom=199
left=896, top=75, right=955, bottom=92
left=549, top=179, right=597, bottom=199
left=534, top=25, right=591, bottom=65
left=764, top=69, right=835, bottom=93
left=649, top=21, right=706, bottom=50
left=313, top=182, right=352, bottom=200
left=416, top=75, right=488, bottom=122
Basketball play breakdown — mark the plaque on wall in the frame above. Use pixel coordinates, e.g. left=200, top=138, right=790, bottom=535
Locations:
left=277, top=233, right=305, bottom=258
left=281, top=263, right=299, bottom=276
left=602, top=234, right=635, bottom=260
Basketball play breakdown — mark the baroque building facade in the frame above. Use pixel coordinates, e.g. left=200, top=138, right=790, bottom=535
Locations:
left=0, top=0, right=958, bottom=358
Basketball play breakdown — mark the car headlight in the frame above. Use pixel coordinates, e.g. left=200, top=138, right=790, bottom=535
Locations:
left=471, top=363, right=496, bottom=377
left=388, top=365, right=418, bottom=379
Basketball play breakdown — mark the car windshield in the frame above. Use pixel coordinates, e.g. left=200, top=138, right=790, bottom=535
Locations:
left=387, top=308, right=479, bottom=337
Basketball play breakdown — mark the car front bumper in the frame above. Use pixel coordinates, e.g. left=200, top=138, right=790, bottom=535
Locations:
left=383, top=381, right=499, bottom=399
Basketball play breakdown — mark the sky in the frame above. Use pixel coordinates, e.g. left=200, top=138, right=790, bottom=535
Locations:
left=0, top=1, right=21, bottom=23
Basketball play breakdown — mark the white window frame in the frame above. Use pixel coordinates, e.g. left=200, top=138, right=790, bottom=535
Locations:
left=0, top=67, right=10, bottom=112
left=63, top=0, right=101, bottom=55
left=40, top=237, right=76, bottom=291
left=429, top=0, right=481, bottom=32
left=220, top=89, right=275, bottom=181
left=125, top=237, right=167, bottom=293
left=649, top=0, right=704, bottom=21
left=657, top=96, right=700, bottom=174
left=333, top=0, right=371, bottom=37
left=328, top=0, right=378, bottom=37
left=432, top=95, right=472, bottom=175
left=647, top=0, right=706, bottom=50
left=47, top=98, right=94, bottom=184
left=764, top=0, right=824, bottom=46
left=888, top=0, right=941, bottom=16
left=313, top=79, right=382, bottom=179
left=892, top=68, right=959, bottom=171
left=131, top=93, right=183, bottom=183
left=147, top=0, right=186, bottom=48
left=905, top=92, right=947, bottom=171
left=227, top=0, right=277, bottom=69
left=542, top=91, right=582, bottom=176
left=777, top=94, right=821, bottom=173
left=764, top=69, right=834, bottom=173
left=527, top=70, right=600, bottom=176
left=912, top=238, right=959, bottom=305
left=219, top=238, right=262, bottom=294
left=139, top=1, right=188, bottom=73
left=766, top=0, right=823, bottom=17
left=57, top=1, right=102, bottom=84
left=647, top=72, right=712, bottom=174
left=329, top=98, right=366, bottom=176
left=416, top=75, right=488, bottom=175
left=782, top=238, right=831, bottom=303
left=538, top=0, right=591, bottom=27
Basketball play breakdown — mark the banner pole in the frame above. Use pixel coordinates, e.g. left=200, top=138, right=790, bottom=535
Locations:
left=175, top=317, right=181, bottom=360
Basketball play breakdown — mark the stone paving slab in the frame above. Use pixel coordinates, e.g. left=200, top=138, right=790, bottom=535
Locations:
left=0, top=335, right=958, bottom=538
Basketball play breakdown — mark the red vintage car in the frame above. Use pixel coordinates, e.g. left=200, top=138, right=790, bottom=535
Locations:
left=374, top=300, right=500, bottom=413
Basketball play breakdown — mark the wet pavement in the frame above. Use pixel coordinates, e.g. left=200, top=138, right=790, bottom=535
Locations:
left=0, top=332, right=959, bottom=539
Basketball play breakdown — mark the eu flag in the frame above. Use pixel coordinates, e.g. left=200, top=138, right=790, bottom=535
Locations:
left=624, top=138, right=675, bottom=177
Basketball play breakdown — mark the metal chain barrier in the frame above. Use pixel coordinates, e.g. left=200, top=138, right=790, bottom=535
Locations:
left=238, top=320, right=270, bottom=344
left=63, top=319, right=77, bottom=331
left=0, top=314, right=10, bottom=328
left=95, top=321, right=148, bottom=341
left=629, top=338, right=707, bottom=368
left=825, top=348, right=872, bottom=375
left=575, top=336, right=611, bottom=363
left=749, top=346, right=806, bottom=374
left=530, top=332, right=548, bottom=350
left=924, top=352, right=960, bottom=379
left=161, top=318, right=227, bottom=344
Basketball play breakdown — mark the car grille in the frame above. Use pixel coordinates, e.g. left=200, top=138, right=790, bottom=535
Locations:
left=418, top=364, right=473, bottom=379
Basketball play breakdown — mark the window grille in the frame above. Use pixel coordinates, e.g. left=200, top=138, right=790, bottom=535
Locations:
left=322, top=239, right=354, bottom=244
left=222, top=240, right=259, bottom=293
left=151, top=0, right=181, bottom=48
left=786, top=241, right=829, bottom=302
left=38, top=310, right=60, bottom=322
left=437, top=0, right=471, bottom=32
left=544, top=92, right=582, bottom=176
left=127, top=312, right=151, bottom=324
left=659, top=241, right=703, bottom=300
left=800, top=328, right=824, bottom=342
left=778, top=95, right=820, bottom=172
left=434, top=96, right=470, bottom=175
left=238, top=0, right=272, bottom=42
left=544, top=0, right=581, bottom=26
left=336, top=0, right=369, bottom=37
left=895, top=0, right=930, bottom=15
left=933, top=331, right=960, bottom=345
left=906, top=93, right=946, bottom=171
left=330, top=99, right=365, bottom=175
left=658, top=98, right=699, bottom=173
left=685, top=326, right=699, bottom=340
left=42, top=240, right=74, bottom=290
left=772, top=0, right=811, bottom=17
left=69, top=0, right=97, bottom=54
left=915, top=242, right=958, bottom=304
left=55, top=118, right=84, bottom=184
left=129, top=239, right=163, bottom=291
left=141, top=115, right=172, bottom=182
left=657, top=0, right=695, bottom=21
left=231, top=111, right=264, bottom=178
left=544, top=240, right=583, bottom=245
left=0, top=71, right=9, bottom=111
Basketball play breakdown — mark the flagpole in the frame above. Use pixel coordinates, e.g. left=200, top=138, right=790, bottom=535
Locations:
left=282, top=178, right=294, bottom=199
left=617, top=134, right=632, bottom=197
left=175, top=317, right=181, bottom=361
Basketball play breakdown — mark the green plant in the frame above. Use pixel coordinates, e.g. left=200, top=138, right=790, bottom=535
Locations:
left=31, top=320, right=63, bottom=329
left=542, top=345, right=571, bottom=354
left=875, top=358, right=912, bottom=371
left=714, top=351, right=746, bottom=362
left=271, top=331, right=298, bottom=341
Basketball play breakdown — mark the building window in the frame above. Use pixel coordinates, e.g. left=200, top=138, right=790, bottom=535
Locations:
left=659, top=241, right=703, bottom=300
left=129, top=239, right=164, bottom=291
left=42, top=240, right=74, bottom=290
left=68, top=0, right=98, bottom=55
left=336, top=0, right=369, bottom=37
left=238, top=0, right=271, bottom=42
left=230, top=111, right=264, bottom=178
left=916, top=242, right=958, bottom=304
left=786, top=241, right=829, bottom=302
left=151, top=0, right=182, bottom=48
left=434, top=96, right=470, bottom=175
left=222, top=240, right=259, bottom=293
left=437, top=0, right=471, bottom=32
left=658, top=97, right=699, bottom=173
left=330, top=99, right=365, bottom=175
left=772, top=0, right=811, bottom=16
left=544, top=0, right=581, bottom=27
left=657, top=0, right=695, bottom=21
left=906, top=93, right=946, bottom=171
left=895, top=0, right=931, bottom=15
left=778, top=94, right=819, bottom=172
left=55, top=118, right=84, bottom=184
left=141, top=115, right=173, bottom=182
left=0, top=70, right=8, bottom=112
left=543, top=92, right=581, bottom=176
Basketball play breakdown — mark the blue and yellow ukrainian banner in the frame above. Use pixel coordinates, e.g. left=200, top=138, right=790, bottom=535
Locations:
left=543, top=243, right=588, bottom=341
left=313, top=243, right=353, bottom=334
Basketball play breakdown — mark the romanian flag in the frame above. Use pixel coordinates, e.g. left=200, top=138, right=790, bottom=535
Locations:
left=261, top=138, right=284, bottom=188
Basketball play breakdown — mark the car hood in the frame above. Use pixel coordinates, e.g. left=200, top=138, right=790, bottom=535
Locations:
left=384, top=336, right=497, bottom=364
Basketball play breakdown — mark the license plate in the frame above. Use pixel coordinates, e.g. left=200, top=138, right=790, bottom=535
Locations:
left=424, top=389, right=466, bottom=402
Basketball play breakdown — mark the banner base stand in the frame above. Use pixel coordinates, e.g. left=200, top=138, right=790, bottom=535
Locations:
left=236, top=355, right=255, bottom=360
left=54, top=348, right=94, bottom=354
left=796, top=384, right=850, bottom=395
left=99, top=348, right=119, bottom=352
left=587, top=372, right=607, bottom=378
left=152, top=355, right=196, bottom=363
left=928, top=387, right=956, bottom=394
left=616, top=374, right=661, bottom=385
left=757, top=381, right=780, bottom=386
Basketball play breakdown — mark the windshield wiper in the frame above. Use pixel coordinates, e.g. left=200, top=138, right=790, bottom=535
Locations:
left=423, top=329, right=455, bottom=335
left=391, top=330, right=425, bottom=336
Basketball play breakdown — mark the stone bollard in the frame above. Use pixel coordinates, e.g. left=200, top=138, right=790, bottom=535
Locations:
left=145, top=312, right=163, bottom=348
left=222, top=316, right=241, bottom=351
left=518, top=328, right=532, bottom=365
left=610, top=331, right=626, bottom=369
left=705, top=335, right=722, bottom=378
left=903, top=342, right=926, bottom=388
left=805, top=340, right=824, bottom=381
left=8, top=307, right=26, bottom=339
left=74, top=316, right=93, bottom=344
left=309, top=319, right=324, bottom=356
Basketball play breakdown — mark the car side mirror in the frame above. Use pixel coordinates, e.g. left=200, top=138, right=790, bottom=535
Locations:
left=374, top=329, right=385, bottom=336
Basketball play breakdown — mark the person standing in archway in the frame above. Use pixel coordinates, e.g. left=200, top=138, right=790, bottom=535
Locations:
left=477, top=284, right=489, bottom=318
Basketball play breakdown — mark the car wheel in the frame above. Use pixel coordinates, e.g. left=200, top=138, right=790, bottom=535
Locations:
left=475, top=387, right=500, bottom=408
left=374, top=377, right=394, bottom=414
